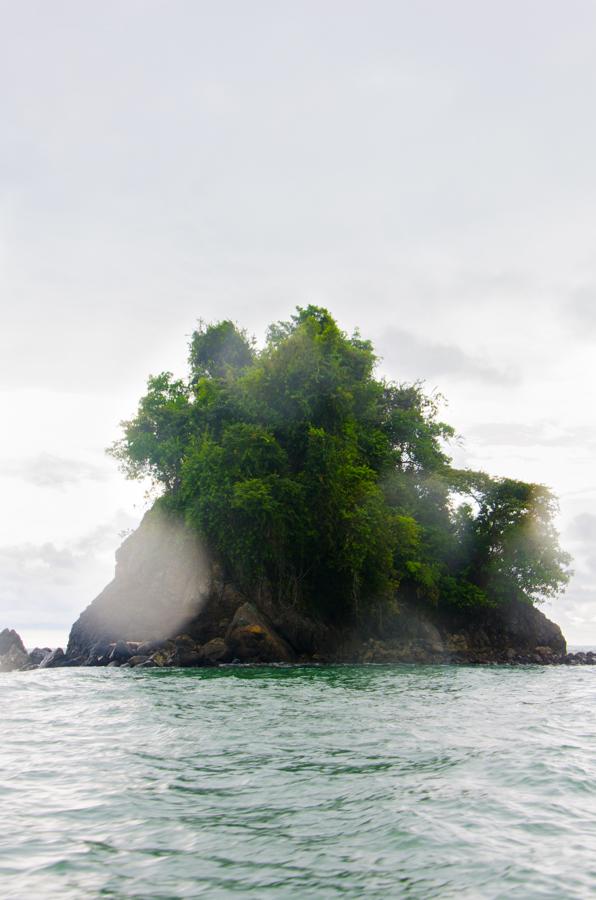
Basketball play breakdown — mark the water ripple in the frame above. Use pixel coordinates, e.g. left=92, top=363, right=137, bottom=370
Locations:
left=1, top=665, right=595, bottom=898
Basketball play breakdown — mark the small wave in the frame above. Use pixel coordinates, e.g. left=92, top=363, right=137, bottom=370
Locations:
left=1, top=665, right=595, bottom=898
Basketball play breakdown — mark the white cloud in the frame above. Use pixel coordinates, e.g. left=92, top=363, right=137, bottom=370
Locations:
left=466, top=422, right=596, bottom=451
left=0, top=453, right=108, bottom=488
left=377, top=329, right=518, bottom=385
left=0, top=510, right=138, bottom=649
left=567, top=513, right=596, bottom=545
left=566, top=286, right=596, bottom=337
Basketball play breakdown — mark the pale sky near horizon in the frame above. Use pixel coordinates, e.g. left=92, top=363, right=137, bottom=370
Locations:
left=2, top=0, right=596, bottom=648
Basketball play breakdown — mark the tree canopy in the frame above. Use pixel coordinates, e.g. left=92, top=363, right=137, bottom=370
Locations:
left=110, top=307, right=571, bottom=620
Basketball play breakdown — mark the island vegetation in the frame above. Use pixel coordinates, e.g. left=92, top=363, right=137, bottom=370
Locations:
left=109, top=306, right=571, bottom=626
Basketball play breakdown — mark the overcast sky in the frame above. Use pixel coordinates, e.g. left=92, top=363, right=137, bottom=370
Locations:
left=2, top=0, right=596, bottom=647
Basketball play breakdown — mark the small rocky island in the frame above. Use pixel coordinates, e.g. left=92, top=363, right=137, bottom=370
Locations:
left=3, top=307, right=587, bottom=672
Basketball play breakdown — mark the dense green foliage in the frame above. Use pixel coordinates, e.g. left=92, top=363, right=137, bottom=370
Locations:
left=110, top=307, right=571, bottom=619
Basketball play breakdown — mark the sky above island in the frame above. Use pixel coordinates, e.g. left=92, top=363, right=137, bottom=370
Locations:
left=2, top=0, right=596, bottom=648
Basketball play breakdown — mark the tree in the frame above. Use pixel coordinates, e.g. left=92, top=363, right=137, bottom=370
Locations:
left=109, top=373, right=191, bottom=490
left=462, top=477, right=571, bottom=605
left=189, top=320, right=254, bottom=381
left=110, top=307, right=571, bottom=620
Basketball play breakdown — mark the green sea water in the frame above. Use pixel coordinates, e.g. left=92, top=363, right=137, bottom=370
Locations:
left=2, top=664, right=595, bottom=899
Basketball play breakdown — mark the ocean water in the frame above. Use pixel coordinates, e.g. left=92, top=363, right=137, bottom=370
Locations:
left=1, top=665, right=595, bottom=899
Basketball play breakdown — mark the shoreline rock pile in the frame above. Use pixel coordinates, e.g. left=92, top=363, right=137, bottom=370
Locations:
left=0, top=628, right=58, bottom=671
left=2, top=621, right=595, bottom=672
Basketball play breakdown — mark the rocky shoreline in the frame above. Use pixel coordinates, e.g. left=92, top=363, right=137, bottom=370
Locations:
left=2, top=617, right=595, bottom=673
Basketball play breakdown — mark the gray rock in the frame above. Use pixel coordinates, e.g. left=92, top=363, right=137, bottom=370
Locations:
left=226, top=602, right=295, bottom=663
left=151, top=644, right=176, bottom=667
left=87, top=641, right=112, bottom=665
left=39, top=648, right=65, bottom=669
left=128, top=655, right=149, bottom=667
left=0, top=629, right=30, bottom=671
left=0, top=642, right=30, bottom=672
left=28, top=647, right=53, bottom=666
left=109, top=641, right=132, bottom=663
left=200, top=637, right=231, bottom=665
left=175, top=651, right=204, bottom=667
left=172, top=633, right=200, bottom=652
left=136, top=640, right=167, bottom=656
left=0, top=628, right=26, bottom=656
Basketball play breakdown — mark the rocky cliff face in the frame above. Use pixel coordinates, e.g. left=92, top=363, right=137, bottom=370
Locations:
left=59, top=505, right=572, bottom=669
left=67, top=508, right=211, bottom=658
left=0, top=629, right=29, bottom=671
left=0, top=630, right=61, bottom=671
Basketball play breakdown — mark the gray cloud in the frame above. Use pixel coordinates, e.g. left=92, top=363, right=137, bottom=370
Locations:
left=565, top=514, right=596, bottom=579
left=0, top=542, right=76, bottom=573
left=0, top=510, right=138, bottom=635
left=466, top=422, right=596, bottom=450
left=567, top=513, right=596, bottom=545
left=558, top=516, right=596, bottom=607
left=376, top=329, right=517, bottom=385
left=0, top=541, right=92, bottom=629
left=74, top=514, right=137, bottom=554
left=549, top=517, right=596, bottom=642
left=566, top=286, right=596, bottom=337
left=0, top=453, right=108, bottom=488
left=553, top=586, right=596, bottom=636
